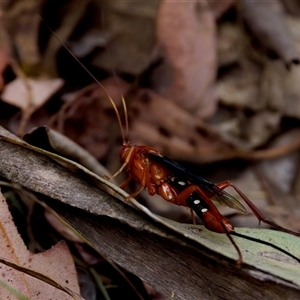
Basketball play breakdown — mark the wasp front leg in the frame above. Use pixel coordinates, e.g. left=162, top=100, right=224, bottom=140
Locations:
left=123, top=157, right=158, bottom=200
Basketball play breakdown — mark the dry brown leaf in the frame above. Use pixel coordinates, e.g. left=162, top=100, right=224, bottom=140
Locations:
left=155, top=0, right=217, bottom=118
left=128, top=90, right=237, bottom=163
left=0, top=192, right=79, bottom=299
left=1, top=77, right=64, bottom=111
left=240, top=0, right=299, bottom=66
left=50, top=78, right=130, bottom=160
left=128, top=90, right=300, bottom=162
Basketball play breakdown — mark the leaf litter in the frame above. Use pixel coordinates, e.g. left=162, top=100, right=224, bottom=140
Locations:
left=1, top=0, right=300, bottom=299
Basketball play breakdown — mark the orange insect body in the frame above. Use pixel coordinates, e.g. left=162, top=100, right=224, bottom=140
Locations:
left=119, top=141, right=234, bottom=234
left=120, top=144, right=180, bottom=202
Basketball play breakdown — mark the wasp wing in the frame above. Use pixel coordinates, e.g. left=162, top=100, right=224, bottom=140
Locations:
left=210, top=187, right=247, bottom=213
left=149, top=153, right=247, bottom=213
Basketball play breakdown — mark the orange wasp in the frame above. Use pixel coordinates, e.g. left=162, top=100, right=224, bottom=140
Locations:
left=105, top=95, right=300, bottom=264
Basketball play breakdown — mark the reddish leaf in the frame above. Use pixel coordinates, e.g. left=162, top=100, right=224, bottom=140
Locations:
left=1, top=78, right=64, bottom=111
left=155, top=0, right=217, bottom=118
left=0, top=193, right=79, bottom=299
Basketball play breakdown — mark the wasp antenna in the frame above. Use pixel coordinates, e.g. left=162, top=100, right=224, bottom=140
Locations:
left=121, top=96, right=129, bottom=143
left=106, top=94, right=126, bottom=144
left=100, top=15, right=129, bottom=145
left=40, top=15, right=127, bottom=144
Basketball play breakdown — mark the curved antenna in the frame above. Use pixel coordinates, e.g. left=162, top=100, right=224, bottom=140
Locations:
left=102, top=46, right=129, bottom=142
left=121, top=96, right=129, bottom=142
left=40, top=17, right=127, bottom=144
left=101, top=10, right=129, bottom=142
